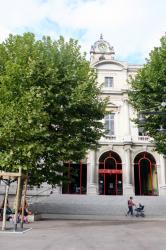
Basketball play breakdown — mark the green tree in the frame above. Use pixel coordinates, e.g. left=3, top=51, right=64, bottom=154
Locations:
left=0, top=33, right=107, bottom=185
left=129, top=34, right=166, bottom=155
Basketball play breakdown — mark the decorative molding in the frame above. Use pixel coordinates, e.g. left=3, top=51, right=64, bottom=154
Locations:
left=93, top=60, right=126, bottom=69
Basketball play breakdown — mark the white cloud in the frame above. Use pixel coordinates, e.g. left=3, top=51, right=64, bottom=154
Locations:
left=0, top=0, right=42, bottom=27
left=0, top=0, right=165, bottom=63
left=0, top=25, right=11, bottom=42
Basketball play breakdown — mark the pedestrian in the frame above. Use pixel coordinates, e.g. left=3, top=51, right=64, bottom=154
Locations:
left=18, top=200, right=29, bottom=223
left=126, top=196, right=135, bottom=216
left=0, top=198, right=13, bottom=221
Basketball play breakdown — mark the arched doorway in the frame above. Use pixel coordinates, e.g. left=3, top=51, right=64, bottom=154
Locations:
left=134, top=152, right=158, bottom=196
left=98, top=151, right=123, bottom=195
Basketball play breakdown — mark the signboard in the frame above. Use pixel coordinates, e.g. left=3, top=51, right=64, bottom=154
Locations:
left=98, top=169, right=122, bottom=174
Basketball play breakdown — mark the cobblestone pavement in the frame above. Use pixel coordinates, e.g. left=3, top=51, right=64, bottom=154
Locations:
left=1, top=219, right=166, bottom=250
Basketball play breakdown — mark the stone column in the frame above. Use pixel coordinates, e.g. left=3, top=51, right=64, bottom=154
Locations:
left=123, top=145, right=134, bottom=196
left=87, top=150, right=97, bottom=195
left=122, top=96, right=132, bottom=142
left=159, top=154, right=166, bottom=195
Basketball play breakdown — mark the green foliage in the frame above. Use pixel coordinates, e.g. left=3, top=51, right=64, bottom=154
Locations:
left=129, top=34, right=166, bottom=154
left=0, top=33, right=107, bottom=185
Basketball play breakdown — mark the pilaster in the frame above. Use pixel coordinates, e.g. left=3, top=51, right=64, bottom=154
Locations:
left=122, top=96, right=132, bottom=143
left=159, top=155, right=166, bottom=195
left=123, top=145, right=134, bottom=196
left=87, top=150, right=98, bottom=195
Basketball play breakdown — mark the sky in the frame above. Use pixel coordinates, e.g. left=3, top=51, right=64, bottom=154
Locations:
left=0, top=0, right=165, bottom=64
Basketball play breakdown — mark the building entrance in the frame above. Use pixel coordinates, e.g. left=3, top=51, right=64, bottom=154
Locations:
left=134, top=152, right=158, bottom=196
left=98, top=151, right=123, bottom=195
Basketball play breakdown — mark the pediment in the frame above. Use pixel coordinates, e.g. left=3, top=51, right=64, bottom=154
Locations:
left=108, top=102, right=117, bottom=107
left=106, top=102, right=119, bottom=112
left=93, top=60, right=127, bottom=71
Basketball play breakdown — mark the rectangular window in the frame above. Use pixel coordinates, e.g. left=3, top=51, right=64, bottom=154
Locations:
left=104, top=77, right=113, bottom=88
left=104, top=113, right=115, bottom=135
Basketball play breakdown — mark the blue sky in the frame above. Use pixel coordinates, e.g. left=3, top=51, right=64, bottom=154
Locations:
left=0, top=0, right=165, bottom=64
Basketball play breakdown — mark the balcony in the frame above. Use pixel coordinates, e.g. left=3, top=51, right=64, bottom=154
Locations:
left=99, top=135, right=116, bottom=144
left=106, top=135, right=116, bottom=141
left=138, top=135, right=150, bottom=142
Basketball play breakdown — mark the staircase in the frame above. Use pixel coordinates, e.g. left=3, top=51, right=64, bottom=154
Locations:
left=30, top=194, right=166, bottom=220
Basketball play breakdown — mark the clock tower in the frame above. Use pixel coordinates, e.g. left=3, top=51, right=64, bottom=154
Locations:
left=90, top=34, right=115, bottom=64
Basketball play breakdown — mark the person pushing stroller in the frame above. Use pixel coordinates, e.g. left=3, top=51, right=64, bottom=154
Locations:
left=126, top=196, right=135, bottom=216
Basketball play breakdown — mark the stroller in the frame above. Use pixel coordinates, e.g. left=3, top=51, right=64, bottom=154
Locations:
left=135, top=203, right=145, bottom=217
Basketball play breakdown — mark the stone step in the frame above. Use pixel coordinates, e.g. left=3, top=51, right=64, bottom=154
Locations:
left=30, top=194, right=166, bottom=218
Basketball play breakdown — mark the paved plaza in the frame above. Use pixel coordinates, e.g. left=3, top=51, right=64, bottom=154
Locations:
left=0, top=219, right=166, bottom=250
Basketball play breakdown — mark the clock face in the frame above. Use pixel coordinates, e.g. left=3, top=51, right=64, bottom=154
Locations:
left=98, top=42, right=107, bottom=52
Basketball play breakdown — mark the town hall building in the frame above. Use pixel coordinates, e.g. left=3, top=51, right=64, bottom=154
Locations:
left=61, top=35, right=166, bottom=197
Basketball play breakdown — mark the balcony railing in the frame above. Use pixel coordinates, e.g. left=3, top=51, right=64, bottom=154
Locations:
left=99, top=135, right=116, bottom=143
left=105, top=135, right=116, bottom=141
left=138, top=135, right=150, bottom=141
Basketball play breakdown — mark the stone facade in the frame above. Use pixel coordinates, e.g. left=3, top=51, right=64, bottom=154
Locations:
left=86, top=35, right=166, bottom=196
